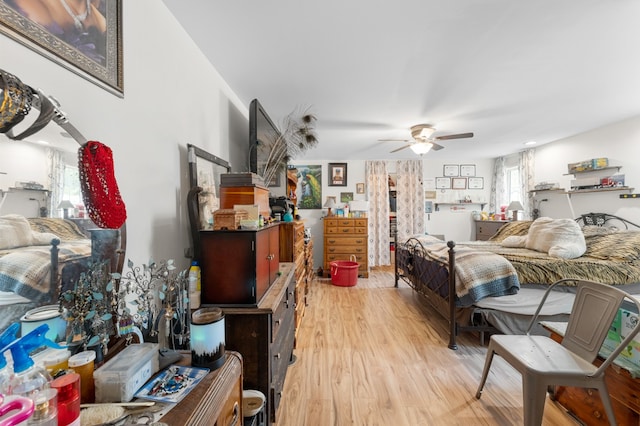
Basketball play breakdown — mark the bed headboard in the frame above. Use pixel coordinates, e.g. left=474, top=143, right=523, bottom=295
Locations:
left=575, top=212, right=640, bottom=230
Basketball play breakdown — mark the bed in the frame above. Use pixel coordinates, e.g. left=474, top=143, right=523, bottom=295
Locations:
left=394, top=213, right=640, bottom=349
left=0, top=214, right=126, bottom=333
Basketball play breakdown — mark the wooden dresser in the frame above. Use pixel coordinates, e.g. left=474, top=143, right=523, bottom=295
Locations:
left=220, top=263, right=296, bottom=425
left=200, top=224, right=280, bottom=305
left=279, top=221, right=311, bottom=346
left=474, top=220, right=509, bottom=240
left=323, top=217, right=368, bottom=278
left=160, top=351, right=243, bottom=426
left=544, top=322, right=640, bottom=425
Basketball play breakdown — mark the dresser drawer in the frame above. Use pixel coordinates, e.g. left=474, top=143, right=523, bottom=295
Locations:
left=271, top=280, right=295, bottom=343
left=325, top=236, right=367, bottom=246
left=271, top=316, right=295, bottom=419
left=325, top=244, right=367, bottom=255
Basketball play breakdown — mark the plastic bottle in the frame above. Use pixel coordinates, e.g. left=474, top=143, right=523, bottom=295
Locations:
left=189, top=260, right=201, bottom=310
left=5, top=324, right=61, bottom=425
left=0, top=322, right=20, bottom=394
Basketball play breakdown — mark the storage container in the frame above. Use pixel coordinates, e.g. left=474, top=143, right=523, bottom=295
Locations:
left=94, top=343, right=159, bottom=402
left=330, top=256, right=359, bottom=287
left=213, top=209, right=249, bottom=230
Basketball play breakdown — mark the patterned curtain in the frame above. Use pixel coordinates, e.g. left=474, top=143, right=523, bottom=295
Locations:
left=395, top=160, right=424, bottom=241
left=365, top=160, right=390, bottom=267
left=519, top=149, right=535, bottom=219
left=489, top=156, right=506, bottom=215
left=47, top=148, right=64, bottom=218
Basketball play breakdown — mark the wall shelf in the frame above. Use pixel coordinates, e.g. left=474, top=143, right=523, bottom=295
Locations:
left=434, top=202, right=486, bottom=212
left=567, top=186, right=634, bottom=196
left=563, top=166, right=622, bottom=176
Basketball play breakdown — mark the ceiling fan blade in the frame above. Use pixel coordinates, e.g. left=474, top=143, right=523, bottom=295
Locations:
left=431, top=142, right=445, bottom=151
left=435, top=132, right=474, bottom=141
left=390, top=144, right=412, bottom=153
left=378, top=138, right=410, bottom=142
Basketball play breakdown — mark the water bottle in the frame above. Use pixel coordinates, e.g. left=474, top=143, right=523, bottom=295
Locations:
left=189, top=261, right=201, bottom=310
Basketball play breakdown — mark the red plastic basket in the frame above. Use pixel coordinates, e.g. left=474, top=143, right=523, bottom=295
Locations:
left=330, top=255, right=359, bottom=287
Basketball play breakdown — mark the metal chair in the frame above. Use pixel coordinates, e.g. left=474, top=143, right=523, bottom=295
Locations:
left=475, top=278, right=640, bottom=426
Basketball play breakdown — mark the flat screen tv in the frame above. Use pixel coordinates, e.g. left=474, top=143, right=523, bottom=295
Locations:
left=249, top=99, right=282, bottom=182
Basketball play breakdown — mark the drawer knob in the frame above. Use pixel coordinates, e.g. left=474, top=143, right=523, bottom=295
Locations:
left=275, top=319, right=281, bottom=326
left=275, top=353, right=281, bottom=359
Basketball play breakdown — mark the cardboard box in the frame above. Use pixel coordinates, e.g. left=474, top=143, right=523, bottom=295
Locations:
left=602, top=306, right=640, bottom=369
left=213, top=209, right=249, bottom=230
left=567, top=157, right=609, bottom=174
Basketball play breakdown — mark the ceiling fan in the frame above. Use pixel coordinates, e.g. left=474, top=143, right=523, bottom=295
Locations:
left=381, top=124, right=474, bottom=155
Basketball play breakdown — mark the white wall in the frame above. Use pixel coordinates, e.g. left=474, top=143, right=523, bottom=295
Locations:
left=534, top=115, right=640, bottom=224
left=0, top=1, right=248, bottom=266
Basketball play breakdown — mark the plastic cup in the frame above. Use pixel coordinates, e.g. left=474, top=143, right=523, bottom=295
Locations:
left=68, top=350, right=96, bottom=403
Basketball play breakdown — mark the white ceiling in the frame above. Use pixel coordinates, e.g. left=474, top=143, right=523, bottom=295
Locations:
left=162, top=0, right=640, bottom=161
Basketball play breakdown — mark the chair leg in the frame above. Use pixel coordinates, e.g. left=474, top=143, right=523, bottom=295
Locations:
left=596, top=382, right=617, bottom=426
left=475, top=346, right=496, bottom=399
left=522, top=374, right=548, bottom=426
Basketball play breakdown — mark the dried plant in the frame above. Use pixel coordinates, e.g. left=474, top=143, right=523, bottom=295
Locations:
left=258, top=106, right=318, bottom=185
left=59, top=260, right=115, bottom=354
left=113, top=258, right=189, bottom=347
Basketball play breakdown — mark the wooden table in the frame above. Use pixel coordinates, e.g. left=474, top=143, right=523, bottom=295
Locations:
left=542, top=322, right=640, bottom=425
left=160, top=351, right=243, bottom=426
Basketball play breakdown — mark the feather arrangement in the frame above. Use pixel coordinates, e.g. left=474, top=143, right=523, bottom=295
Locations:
left=258, top=106, right=318, bottom=186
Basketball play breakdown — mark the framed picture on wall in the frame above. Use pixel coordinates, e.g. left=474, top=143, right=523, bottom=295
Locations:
left=468, top=177, right=484, bottom=189
left=356, top=183, right=365, bottom=194
left=460, top=164, right=476, bottom=177
left=340, top=192, right=354, bottom=203
left=0, top=0, right=124, bottom=96
left=329, top=163, right=347, bottom=186
left=435, top=177, right=451, bottom=189
left=452, top=177, right=467, bottom=189
left=443, top=164, right=459, bottom=177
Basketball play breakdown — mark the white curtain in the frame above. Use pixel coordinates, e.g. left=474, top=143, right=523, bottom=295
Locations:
left=365, top=161, right=390, bottom=267
left=489, top=156, right=506, bottom=215
left=47, top=148, right=64, bottom=218
left=395, top=160, right=424, bottom=241
left=519, top=149, right=535, bottom=219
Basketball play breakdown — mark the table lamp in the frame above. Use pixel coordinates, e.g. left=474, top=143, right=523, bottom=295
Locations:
left=507, top=200, right=524, bottom=221
left=57, top=200, right=75, bottom=219
left=324, top=197, right=337, bottom=216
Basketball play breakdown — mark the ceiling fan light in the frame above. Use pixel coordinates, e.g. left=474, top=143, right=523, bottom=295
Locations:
left=410, top=142, right=433, bottom=155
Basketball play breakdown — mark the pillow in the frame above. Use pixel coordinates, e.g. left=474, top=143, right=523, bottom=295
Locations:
left=31, top=232, right=60, bottom=246
left=501, top=235, right=527, bottom=248
left=525, top=217, right=586, bottom=259
left=0, top=214, right=34, bottom=249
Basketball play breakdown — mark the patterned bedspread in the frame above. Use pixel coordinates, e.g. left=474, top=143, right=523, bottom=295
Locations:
left=0, top=218, right=92, bottom=303
left=405, top=235, right=520, bottom=305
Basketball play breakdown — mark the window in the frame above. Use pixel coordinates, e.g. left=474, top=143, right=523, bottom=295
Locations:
left=60, top=164, right=83, bottom=213
left=506, top=166, right=521, bottom=204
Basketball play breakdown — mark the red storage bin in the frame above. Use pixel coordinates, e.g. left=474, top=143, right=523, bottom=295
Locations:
left=330, top=255, right=359, bottom=287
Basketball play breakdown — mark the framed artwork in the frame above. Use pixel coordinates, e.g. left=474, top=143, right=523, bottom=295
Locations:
left=187, top=143, right=230, bottom=233
left=356, top=183, right=365, bottom=194
left=460, top=164, right=476, bottom=177
left=292, top=164, right=322, bottom=209
left=0, top=0, right=124, bottom=96
left=328, top=163, right=347, bottom=186
left=424, top=190, right=437, bottom=199
left=468, top=177, right=484, bottom=189
left=452, top=177, right=467, bottom=189
left=443, top=164, right=459, bottom=177
left=340, top=192, right=354, bottom=203
left=435, top=177, right=451, bottom=189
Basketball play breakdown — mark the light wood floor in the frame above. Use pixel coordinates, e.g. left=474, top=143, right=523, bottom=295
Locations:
left=275, top=267, right=579, bottom=426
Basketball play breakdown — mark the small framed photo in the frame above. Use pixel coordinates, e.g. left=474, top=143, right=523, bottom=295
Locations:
left=356, top=183, right=365, bottom=194
left=468, top=177, right=484, bottom=189
left=340, top=192, right=354, bottom=203
left=460, top=164, right=476, bottom=177
left=443, top=164, right=459, bottom=177
left=329, top=163, right=347, bottom=186
left=452, top=177, right=467, bottom=189
left=435, top=177, right=451, bottom=189
left=424, top=190, right=437, bottom=199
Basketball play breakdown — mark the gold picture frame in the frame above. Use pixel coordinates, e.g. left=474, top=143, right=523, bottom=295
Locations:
left=0, top=0, right=124, bottom=96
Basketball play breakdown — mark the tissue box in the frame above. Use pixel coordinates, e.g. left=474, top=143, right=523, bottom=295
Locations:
left=94, top=343, right=159, bottom=402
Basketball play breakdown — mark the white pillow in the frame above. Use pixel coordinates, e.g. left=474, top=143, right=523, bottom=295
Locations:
left=525, top=217, right=586, bottom=259
left=0, top=214, right=34, bottom=249
left=501, top=235, right=527, bottom=248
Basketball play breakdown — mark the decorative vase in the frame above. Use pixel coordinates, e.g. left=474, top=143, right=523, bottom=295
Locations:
left=283, top=210, right=293, bottom=222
